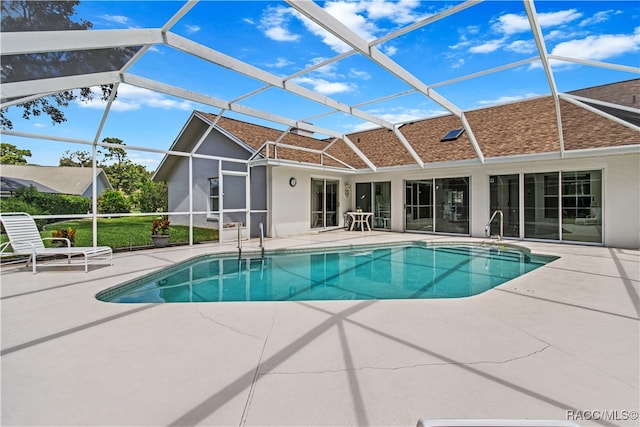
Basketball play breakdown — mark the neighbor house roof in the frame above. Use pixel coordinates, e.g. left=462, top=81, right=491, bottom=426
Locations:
left=0, top=176, right=58, bottom=194
left=0, top=165, right=113, bottom=196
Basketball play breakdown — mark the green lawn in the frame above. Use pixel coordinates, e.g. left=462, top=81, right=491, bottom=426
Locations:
left=2, top=216, right=219, bottom=251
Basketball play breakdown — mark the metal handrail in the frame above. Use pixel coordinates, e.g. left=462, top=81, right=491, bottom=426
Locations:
left=485, top=210, right=504, bottom=241
left=259, top=222, right=265, bottom=258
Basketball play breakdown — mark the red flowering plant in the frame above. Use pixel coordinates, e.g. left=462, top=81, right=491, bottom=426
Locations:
left=150, top=217, right=170, bottom=235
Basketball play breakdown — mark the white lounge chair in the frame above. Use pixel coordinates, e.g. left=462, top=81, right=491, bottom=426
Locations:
left=0, top=212, right=112, bottom=274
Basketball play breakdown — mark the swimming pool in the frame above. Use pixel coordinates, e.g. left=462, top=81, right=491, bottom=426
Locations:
left=97, top=242, right=557, bottom=303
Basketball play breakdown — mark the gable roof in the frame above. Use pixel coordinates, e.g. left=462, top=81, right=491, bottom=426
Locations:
left=0, top=165, right=112, bottom=196
left=0, top=176, right=58, bottom=194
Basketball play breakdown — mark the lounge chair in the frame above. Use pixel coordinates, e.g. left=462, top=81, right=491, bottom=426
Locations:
left=0, top=212, right=112, bottom=274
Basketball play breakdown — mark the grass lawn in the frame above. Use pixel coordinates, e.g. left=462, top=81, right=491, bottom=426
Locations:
left=2, top=216, right=219, bottom=251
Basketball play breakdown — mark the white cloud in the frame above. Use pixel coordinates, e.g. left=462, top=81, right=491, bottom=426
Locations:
left=450, top=58, right=465, bottom=69
left=259, top=6, right=300, bottom=42
left=506, top=40, right=535, bottom=54
left=351, top=106, right=444, bottom=131
left=579, top=9, right=620, bottom=27
left=365, top=0, right=425, bottom=25
left=262, top=1, right=426, bottom=54
left=477, top=93, right=540, bottom=106
left=349, top=68, right=371, bottom=80
left=469, top=39, right=504, bottom=54
left=184, top=24, right=201, bottom=34
left=101, top=14, right=130, bottom=25
left=550, top=29, right=640, bottom=62
left=381, top=45, right=397, bottom=56
left=293, top=76, right=355, bottom=95
left=266, top=57, right=293, bottom=68
left=492, top=9, right=582, bottom=35
left=78, top=85, right=195, bottom=112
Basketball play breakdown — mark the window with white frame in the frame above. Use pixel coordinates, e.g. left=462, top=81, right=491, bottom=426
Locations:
left=208, top=177, right=219, bottom=218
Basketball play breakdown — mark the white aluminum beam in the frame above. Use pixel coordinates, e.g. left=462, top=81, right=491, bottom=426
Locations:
left=559, top=94, right=640, bottom=133
left=164, top=32, right=394, bottom=131
left=393, top=127, right=424, bottom=168
left=561, top=93, right=640, bottom=115
left=524, top=0, right=565, bottom=157
left=0, top=29, right=164, bottom=55
left=287, top=1, right=485, bottom=164
left=161, top=0, right=199, bottom=32
left=343, top=135, right=377, bottom=171
left=372, top=0, right=483, bottom=47
left=547, top=55, right=640, bottom=74
left=1, top=71, right=121, bottom=101
left=122, top=73, right=343, bottom=139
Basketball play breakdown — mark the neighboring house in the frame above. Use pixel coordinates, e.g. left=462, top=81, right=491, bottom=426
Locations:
left=153, top=79, right=640, bottom=248
left=0, top=165, right=113, bottom=199
left=0, top=176, right=58, bottom=198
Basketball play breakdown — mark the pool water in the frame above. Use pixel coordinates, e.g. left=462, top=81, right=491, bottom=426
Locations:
left=97, top=244, right=557, bottom=303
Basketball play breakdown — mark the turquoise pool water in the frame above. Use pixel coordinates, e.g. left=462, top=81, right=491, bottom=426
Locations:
left=97, top=243, right=557, bottom=303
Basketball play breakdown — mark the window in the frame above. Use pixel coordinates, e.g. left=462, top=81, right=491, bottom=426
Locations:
left=440, top=129, right=464, bottom=141
left=208, top=177, right=219, bottom=215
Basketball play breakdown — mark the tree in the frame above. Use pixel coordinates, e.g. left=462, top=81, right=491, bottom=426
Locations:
left=100, top=137, right=127, bottom=164
left=137, top=180, right=168, bottom=213
left=59, top=149, right=92, bottom=167
left=97, top=189, right=131, bottom=214
left=0, top=142, right=32, bottom=164
left=0, top=1, right=139, bottom=129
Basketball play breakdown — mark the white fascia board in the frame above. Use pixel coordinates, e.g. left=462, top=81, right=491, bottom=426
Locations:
left=1, top=29, right=163, bottom=55
left=562, top=144, right=640, bottom=158
left=1, top=71, right=121, bottom=100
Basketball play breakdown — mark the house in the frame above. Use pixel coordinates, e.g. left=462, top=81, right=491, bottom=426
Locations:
left=153, top=79, right=640, bottom=248
left=0, top=165, right=113, bottom=199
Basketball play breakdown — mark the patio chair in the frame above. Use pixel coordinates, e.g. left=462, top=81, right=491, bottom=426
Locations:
left=0, top=212, right=112, bottom=274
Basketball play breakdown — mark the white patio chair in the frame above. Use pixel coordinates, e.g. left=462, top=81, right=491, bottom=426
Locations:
left=0, top=212, right=112, bottom=274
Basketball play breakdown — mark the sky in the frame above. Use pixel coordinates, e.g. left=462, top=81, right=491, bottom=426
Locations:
left=2, top=0, right=639, bottom=171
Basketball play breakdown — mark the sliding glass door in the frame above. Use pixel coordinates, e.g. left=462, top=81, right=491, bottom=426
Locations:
left=405, top=180, right=433, bottom=231
left=405, top=178, right=469, bottom=234
left=355, top=182, right=391, bottom=229
left=489, top=175, right=520, bottom=238
left=311, top=179, right=338, bottom=229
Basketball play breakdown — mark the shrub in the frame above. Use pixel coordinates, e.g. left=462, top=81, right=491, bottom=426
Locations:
left=136, top=180, right=168, bottom=213
left=98, top=190, right=131, bottom=214
left=51, top=227, right=77, bottom=246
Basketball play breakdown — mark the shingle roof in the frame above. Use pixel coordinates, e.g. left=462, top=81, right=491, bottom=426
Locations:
left=0, top=165, right=112, bottom=196
left=198, top=79, right=639, bottom=170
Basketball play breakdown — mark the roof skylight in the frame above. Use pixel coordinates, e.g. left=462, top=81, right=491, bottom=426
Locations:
left=440, top=129, right=464, bottom=142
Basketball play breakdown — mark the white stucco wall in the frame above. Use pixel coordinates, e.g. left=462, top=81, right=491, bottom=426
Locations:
left=268, top=166, right=348, bottom=237
left=267, top=153, right=639, bottom=248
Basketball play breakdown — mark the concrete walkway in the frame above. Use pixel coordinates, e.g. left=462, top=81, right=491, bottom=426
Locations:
left=1, top=231, right=638, bottom=426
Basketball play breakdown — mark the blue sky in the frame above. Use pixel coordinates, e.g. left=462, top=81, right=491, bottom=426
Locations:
left=3, top=0, right=639, bottom=170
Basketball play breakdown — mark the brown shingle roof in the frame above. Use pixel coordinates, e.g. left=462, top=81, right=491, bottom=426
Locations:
left=197, top=79, right=638, bottom=170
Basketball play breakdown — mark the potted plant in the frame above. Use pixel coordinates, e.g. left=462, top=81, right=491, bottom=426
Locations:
left=150, top=217, right=170, bottom=248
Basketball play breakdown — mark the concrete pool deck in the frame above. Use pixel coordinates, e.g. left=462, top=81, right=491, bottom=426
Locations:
left=1, top=231, right=638, bottom=426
